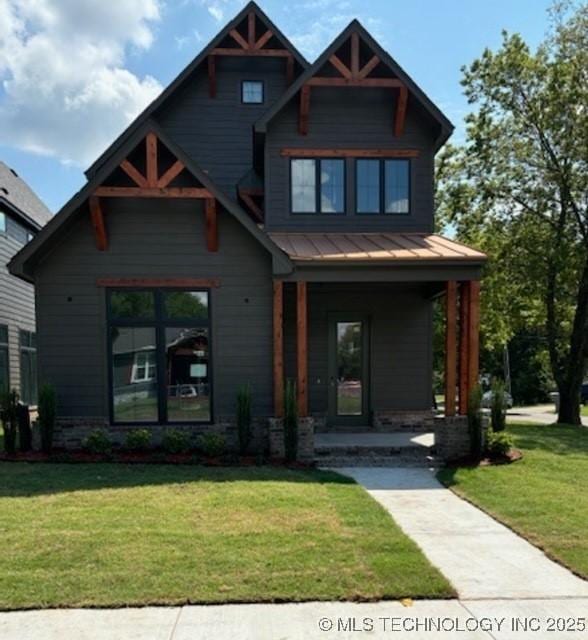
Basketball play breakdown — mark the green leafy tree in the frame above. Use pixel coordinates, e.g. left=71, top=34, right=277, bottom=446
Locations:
left=437, top=2, right=587, bottom=425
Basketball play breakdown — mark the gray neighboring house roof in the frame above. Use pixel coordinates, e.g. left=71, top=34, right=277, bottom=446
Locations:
left=0, top=161, right=52, bottom=229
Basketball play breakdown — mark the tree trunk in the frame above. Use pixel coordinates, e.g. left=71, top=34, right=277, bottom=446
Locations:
left=557, top=253, right=588, bottom=425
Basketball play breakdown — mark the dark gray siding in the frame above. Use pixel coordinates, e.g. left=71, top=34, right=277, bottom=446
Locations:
left=283, top=282, right=433, bottom=415
left=0, top=215, right=36, bottom=395
left=265, top=89, right=436, bottom=232
left=157, top=57, right=289, bottom=196
left=34, top=200, right=274, bottom=420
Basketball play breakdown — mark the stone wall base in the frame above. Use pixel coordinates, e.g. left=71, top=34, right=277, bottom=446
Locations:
left=434, top=416, right=470, bottom=462
left=268, top=417, right=314, bottom=462
left=48, top=416, right=269, bottom=454
left=373, top=410, right=435, bottom=432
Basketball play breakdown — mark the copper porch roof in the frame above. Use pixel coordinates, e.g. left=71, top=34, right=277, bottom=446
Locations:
left=268, top=232, right=486, bottom=264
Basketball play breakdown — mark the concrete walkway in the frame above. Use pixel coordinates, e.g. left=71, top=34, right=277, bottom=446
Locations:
left=2, top=598, right=588, bottom=639
left=507, top=404, right=588, bottom=426
left=340, top=467, right=588, bottom=600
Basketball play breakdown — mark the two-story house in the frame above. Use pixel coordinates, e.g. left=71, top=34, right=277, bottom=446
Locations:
left=9, top=2, right=485, bottom=456
left=1, top=162, right=51, bottom=404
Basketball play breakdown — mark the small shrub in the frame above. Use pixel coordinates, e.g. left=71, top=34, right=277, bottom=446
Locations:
left=490, top=379, right=507, bottom=432
left=38, top=384, right=57, bottom=453
left=197, top=432, right=226, bottom=458
left=0, top=389, right=19, bottom=454
left=284, top=379, right=298, bottom=462
left=236, top=384, right=252, bottom=455
left=17, top=404, right=32, bottom=452
left=125, top=428, right=152, bottom=451
left=162, top=428, right=192, bottom=454
left=486, top=431, right=514, bottom=458
left=83, top=429, right=112, bottom=455
left=467, top=384, right=484, bottom=462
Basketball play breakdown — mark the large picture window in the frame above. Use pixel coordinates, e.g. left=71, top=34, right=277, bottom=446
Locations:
left=19, top=330, right=37, bottom=405
left=0, top=325, right=8, bottom=393
left=291, top=158, right=345, bottom=214
left=108, top=289, right=211, bottom=424
left=356, top=159, right=410, bottom=214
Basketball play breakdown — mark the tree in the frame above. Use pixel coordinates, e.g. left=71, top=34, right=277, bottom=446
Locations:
left=437, top=2, right=587, bottom=425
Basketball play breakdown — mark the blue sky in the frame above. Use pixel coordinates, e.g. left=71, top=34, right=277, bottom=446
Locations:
left=0, top=0, right=552, bottom=214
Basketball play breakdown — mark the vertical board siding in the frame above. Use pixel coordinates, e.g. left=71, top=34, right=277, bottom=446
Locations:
left=157, top=57, right=288, bottom=196
left=35, top=199, right=273, bottom=419
left=265, top=88, right=436, bottom=232
left=283, top=282, right=433, bottom=414
left=0, top=230, right=36, bottom=395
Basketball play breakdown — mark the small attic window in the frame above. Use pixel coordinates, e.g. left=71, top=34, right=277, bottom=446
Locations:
left=9, top=168, right=18, bottom=178
left=241, top=80, right=264, bottom=104
left=0, top=187, right=8, bottom=195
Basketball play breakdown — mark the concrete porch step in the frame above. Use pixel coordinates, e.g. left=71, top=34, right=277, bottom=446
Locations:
left=317, top=454, right=438, bottom=468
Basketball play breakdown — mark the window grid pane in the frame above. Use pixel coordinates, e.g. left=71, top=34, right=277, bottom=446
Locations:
left=320, top=159, right=345, bottom=213
left=356, top=160, right=380, bottom=213
left=384, top=160, right=410, bottom=213
left=291, top=159, right=316, bottom=212
left=242, top=81, right=263, bottom=104
left=110, top=291, right=155, bottom=320
left=164, top=291, right=208, bottom=320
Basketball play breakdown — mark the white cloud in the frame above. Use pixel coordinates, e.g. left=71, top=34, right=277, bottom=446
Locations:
left=0, top=0, right=163, bottom=167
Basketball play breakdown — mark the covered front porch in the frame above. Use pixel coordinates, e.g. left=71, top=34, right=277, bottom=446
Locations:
left=269, top=232, right=486, bottom=462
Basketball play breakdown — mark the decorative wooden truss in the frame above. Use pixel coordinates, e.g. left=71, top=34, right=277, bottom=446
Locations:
left=208, top=10, right=295, bottom=97
left=299, top=31, right=408, bottom=136
left=91, top=132, right=218, bottom=253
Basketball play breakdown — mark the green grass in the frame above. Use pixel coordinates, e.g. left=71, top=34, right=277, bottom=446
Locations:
left=581, top=405, right=588, bottom=417
left=439, top=422, right=588, bottom=578
left=0, top=464, right=453, bottom=609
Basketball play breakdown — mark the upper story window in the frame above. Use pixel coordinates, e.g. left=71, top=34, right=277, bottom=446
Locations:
left=241, top=80, right=264, bottom=104
left=290, top=158, right=345, bottom=214
left=0, top=212, right=5, bottom=233
left=356, top=159, right=410, bottom=215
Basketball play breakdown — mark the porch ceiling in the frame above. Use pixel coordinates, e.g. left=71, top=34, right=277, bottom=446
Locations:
left=268, top=232, right=486, bottom=264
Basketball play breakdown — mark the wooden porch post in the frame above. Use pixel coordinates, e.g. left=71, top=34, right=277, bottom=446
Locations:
left=458, top=281, right=470, bottom=415
left=296, top=281, right=308, bottom=417
left=444, top=281, right=457, bottom=417
left=273, top=280, right=284, bottom=417
left=468, top=281, right=481, bottom=396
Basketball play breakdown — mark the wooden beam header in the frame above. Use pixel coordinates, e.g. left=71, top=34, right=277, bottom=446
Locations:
left=280, top=148, right=419, bottom=158
left=96, top=278, right=221, bottom=288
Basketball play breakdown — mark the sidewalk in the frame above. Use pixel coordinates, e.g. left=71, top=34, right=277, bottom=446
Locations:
left=2, top=598, right=588, bottom=639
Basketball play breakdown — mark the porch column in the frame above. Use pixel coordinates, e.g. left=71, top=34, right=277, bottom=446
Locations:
left=296, top=281, right=308, bottom=417
left=458, top=281, right=481, bottom=414
left=444, top=281, right=458, bottom=416
left=273, top=280, right=284, bottom=417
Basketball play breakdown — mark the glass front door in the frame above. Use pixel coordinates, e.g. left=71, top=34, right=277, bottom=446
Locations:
left=328, top=315, right=370, bottom=426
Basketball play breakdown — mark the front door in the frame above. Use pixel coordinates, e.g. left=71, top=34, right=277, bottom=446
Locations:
left=328, top=314, right=370, bottom=427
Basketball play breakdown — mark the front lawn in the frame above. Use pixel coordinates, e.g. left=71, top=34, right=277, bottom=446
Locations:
left=581, top=405, right=588, bottom=417
left=439, top=423, right=588, bottom=578
left=0, top=464, right=453, bottom=609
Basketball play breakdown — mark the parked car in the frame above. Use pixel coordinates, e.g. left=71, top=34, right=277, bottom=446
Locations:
left=481, top=390, right=514, bottom=409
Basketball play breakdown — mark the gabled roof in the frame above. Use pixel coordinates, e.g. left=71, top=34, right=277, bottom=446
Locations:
left=0, top=161, right=52, bottom=229
left=8, top=120, right=292, bottom=283
left=85, top=1, right=308, bottom=180
left=255, top=20, right=454, bottom=148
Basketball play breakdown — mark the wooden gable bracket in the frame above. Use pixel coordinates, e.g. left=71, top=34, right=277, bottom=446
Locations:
left=92, top=131, right=220, bottom=253
left=89, top=196, right=108, bottom=251
left=208, top=11, right=295, bottom=96
left=298, top=30, right=408, bottom=136
left=238, top=187, right=264, bottom=223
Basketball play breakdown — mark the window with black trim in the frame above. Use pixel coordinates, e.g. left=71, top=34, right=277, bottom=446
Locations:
left=290, top=158, right=345, bottom=214
left=0, top=325, right=8, bottom=393
left=19, top=330, right=37, bottom=405
left=241, top=80, right=264, bottom=104
left=356, top=158, right=410, bottom=214
left=108, top=290, right=211, bottom=424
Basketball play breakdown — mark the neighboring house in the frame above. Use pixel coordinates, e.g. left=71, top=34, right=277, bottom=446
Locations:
left=9, top=2, right=485, bottom=452
left=0, top=162, right=52, bottom=404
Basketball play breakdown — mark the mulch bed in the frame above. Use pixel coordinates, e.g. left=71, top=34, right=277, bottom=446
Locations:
left=0, top=449, right=312, bottom=468
left=447, top=448, right=523, bottom=468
